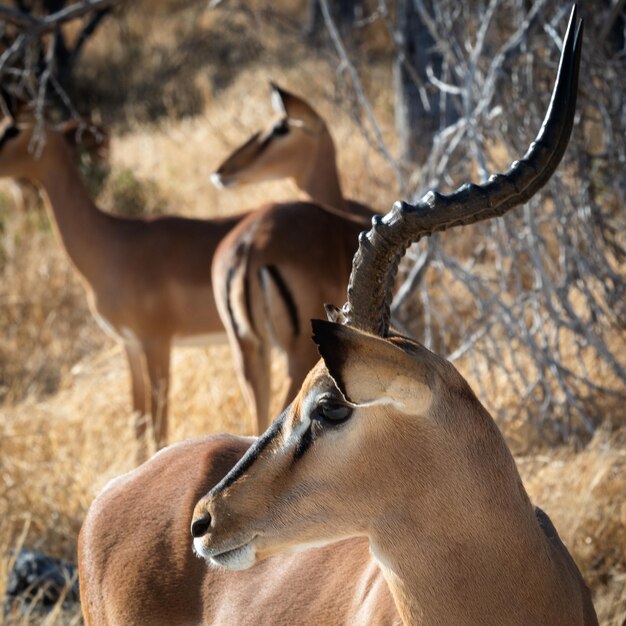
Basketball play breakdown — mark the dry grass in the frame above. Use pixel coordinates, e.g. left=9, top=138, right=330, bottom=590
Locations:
left=1, top=2, right=624, bottom=624
left=520, top=429, right=626, bottom=624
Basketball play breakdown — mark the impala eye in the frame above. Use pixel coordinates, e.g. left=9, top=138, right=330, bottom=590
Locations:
left=315, top=401, right=352, bottom=425
left=272, top=121, right=289, bottom=137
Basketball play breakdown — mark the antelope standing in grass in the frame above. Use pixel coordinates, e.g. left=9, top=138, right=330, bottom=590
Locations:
left=212, top=84, right=376, bottom=431
left=79, top=8, right=596, bottom=624
left=0, top=117, right=248, bottom=460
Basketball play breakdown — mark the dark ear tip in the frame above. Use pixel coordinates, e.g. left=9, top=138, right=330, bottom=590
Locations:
left=311, top=319, right=352, bottom=402
left=312, top=319, right=349, bottom=361
left=311, top=318, right=338, bottom=346
left=0, top=88, right=18, bottom=120
left=1, top=125, right=21, bottom=145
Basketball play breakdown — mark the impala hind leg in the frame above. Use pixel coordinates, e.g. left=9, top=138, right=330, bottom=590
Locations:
left=233, top=336, right=272, bottom=435
left=142, top=338, right=171, bottom=452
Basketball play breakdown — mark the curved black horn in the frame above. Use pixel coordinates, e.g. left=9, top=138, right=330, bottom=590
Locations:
left=344, top=5, right=583, bottom=336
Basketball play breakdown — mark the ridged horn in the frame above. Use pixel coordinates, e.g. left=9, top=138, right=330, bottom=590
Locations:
left=344, top=5, right=583, bottom=336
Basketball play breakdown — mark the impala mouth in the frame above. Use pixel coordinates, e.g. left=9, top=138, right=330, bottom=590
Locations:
left=194, top=536, right=257, bottom=571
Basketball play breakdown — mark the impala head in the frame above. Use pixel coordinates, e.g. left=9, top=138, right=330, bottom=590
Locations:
left=211, top=82, right=331, bottom=189
left=0, top=116, right=41, bottom=178
left=192, top=322, right=476, bottom=569
left=0, top=116, right=108, bottom=180
left=193, top=7, right=582, bottom=571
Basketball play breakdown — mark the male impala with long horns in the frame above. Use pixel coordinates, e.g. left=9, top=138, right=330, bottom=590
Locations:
left=80, top=7, right=596, bottom=624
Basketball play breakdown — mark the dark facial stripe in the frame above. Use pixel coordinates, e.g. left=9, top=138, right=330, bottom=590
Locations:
left=293, top=423, right=314, bottom=461
left=208, top=408, right=288, bottom=496
left=264, top=264, right=300, bottom=336
left=217, top=131, right=263, bottom=174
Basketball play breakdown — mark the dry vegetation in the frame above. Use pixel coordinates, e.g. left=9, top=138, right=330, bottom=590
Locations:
left=0, top=2, right=624, bottom=624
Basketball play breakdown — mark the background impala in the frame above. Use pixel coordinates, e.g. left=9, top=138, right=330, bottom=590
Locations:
left=0, top=114, right=249, bottom=461
left=210, top=82, right=375, bottom=430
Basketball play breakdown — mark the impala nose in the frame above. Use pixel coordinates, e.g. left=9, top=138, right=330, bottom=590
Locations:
left=190, top=513, right=211, bottom=538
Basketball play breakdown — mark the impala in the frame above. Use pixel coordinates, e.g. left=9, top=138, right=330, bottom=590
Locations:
left=7, top=117, right=109, bottom=212
left=212, top=83, right=376, bottom=431
left=79, top=8, right=596, bottom=624
left=0, top=117, right=247, bottom=459
left=212, top=82, right=368, bottom=213
left=191, top=10, right=596, bottom=624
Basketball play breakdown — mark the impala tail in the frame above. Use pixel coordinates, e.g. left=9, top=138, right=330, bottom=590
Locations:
left=215, top=229, right=302, bottom=432
left=223, top=239, right=300, bottom=347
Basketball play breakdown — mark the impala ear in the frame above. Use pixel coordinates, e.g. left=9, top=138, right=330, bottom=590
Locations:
left=0, top=89, right=15, bottom=120
left=324, top=303, right=346, bottom=324
left=269, top=81, right=288, bottom=115
left=0, top=89, right=28, bottom=122
left=0, top=123, right=21, bottom=149
left=311, top=320, right=432, bottom=414
left=56, top=119, right=109, bottom=162
left=269, top=82, right=321, bottom=128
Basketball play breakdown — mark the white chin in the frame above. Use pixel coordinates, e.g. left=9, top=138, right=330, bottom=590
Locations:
left=195, top=538, right=257, bottom=571
left=210, top=543, right=256, bottom=571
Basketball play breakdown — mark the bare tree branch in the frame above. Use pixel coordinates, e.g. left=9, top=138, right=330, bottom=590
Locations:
left=318, top=0, right=405, bottom=192
left=0, top=0, right=117, bottom=35
left=387, top=0, right=626, bottom=441
left=0, top=0, right=119, bottom=126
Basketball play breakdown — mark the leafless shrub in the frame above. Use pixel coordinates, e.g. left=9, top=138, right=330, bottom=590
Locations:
left=0, top=0, right=118, bottom=142
left=320, top=0, right=626, bottom=443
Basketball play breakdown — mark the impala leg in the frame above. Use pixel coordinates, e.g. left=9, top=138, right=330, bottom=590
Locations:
left=143, top=338, right=171, bottom=452
left=124, top=343, right=151, bottom=462
left=124, top=343, right=149, bottom=415
left=233, top=336, right=272, bottom=435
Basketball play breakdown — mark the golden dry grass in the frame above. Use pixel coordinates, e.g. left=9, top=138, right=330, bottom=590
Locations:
left=520, top=429, right=626, bottom=624
left=1, top=2, right=625, bottom=624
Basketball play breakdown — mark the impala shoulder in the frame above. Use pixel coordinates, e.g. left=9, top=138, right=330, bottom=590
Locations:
left=97, top=435, right=251, bottom=497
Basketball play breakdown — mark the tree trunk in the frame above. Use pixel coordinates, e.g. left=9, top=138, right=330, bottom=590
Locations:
left=305, top=0, right=360, bottom=39
left=395, top=0, right=456, bottom=163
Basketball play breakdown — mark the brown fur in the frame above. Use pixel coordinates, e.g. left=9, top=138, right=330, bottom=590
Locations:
left=0, top=119, right=246, bottom=460
left=212, top=85, right=376, bottom=429
left=78, top=435, right=399, bottom=625
left=193, top=324, right=598, bottom=625
left=212, top=200, right=370, bottom=431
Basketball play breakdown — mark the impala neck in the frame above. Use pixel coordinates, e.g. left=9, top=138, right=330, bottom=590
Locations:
left=369, top=407, right=570, bottom=625
left=30, top=137, right=111, bottom=285
left=295, top=127, right=348, bottom=212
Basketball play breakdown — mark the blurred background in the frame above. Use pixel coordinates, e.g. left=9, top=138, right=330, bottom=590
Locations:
left=0, top=0, right=624, bottom=623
